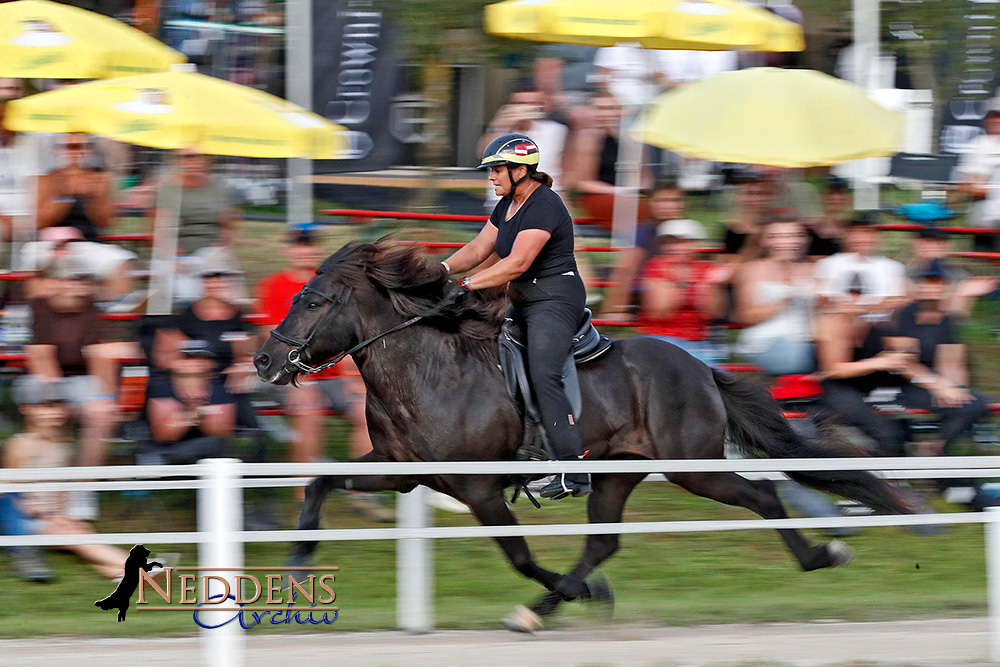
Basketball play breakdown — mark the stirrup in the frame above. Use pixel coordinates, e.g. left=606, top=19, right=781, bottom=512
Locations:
left=539, top=473, right=591, bottom=500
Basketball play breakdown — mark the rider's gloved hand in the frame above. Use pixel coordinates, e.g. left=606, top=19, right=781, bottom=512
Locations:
left=439, top=277, right=472, bottom=311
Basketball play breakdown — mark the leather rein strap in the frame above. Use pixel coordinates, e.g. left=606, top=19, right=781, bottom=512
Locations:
left=267, top=284, right=442, bottom=375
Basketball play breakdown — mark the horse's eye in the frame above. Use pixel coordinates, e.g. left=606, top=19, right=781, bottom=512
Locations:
left=307, top=302, right=320, bottom=310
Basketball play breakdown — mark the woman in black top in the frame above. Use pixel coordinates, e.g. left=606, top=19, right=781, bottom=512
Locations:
left=440, top=133, right=590, bottom=500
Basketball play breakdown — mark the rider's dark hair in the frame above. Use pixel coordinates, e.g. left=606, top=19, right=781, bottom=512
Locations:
left=529, top=168, right=553, bottom=188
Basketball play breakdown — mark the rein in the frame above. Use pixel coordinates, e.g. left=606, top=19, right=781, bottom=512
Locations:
left=267, top=283, right=445, bottom=375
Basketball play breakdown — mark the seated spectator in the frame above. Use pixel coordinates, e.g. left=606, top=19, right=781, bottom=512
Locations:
left=36, top=133, right=113, bottom=242
left=21, top=226, right=140, bottom=308
left=720, top=172, right=775, bottom=261
left=816, top=261, right=990, bottom=458
left=639, top=218, right=727, bottom=366
left=2, top=377, right=167, bottom=579
left=142, top=339, right=232, bottom=464
left=0, top=78, right=34, bottom=242
left=27, top=256, right=119, bottom=519
left=155, top=148, right=243, bottom=303
left=807, top=176, right=851, bottom=258
left=815, top=214, right=907, bottom=322
left=906, top=227, right=998, bottom=318
left=735, top=217, right=818, bottom=375
left=602, top=180, right=685, bottom=320
left=254, top=224, right=396, bottom=521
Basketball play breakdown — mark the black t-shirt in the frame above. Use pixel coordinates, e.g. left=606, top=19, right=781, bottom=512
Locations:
left=807, top=229, right=841, bottom=257
left=894, top=302, right=956, bottom=368
left=175, top=304, right=250, bottom=371
left=489, top=185, right=577, bottom=282
left=723, top=227, right=748, bottom=255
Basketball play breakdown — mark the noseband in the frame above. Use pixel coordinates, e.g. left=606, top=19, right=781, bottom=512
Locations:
left=267, top=283, right=428, bottom=375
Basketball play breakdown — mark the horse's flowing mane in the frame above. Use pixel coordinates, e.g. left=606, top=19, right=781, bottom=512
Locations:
left=318, top=240, right=508, bottom=349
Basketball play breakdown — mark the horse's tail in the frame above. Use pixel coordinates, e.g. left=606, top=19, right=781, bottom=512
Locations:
left=711, top=368, right=915, bottom=514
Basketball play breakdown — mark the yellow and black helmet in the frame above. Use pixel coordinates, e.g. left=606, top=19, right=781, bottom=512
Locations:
left=478, top=132, right=540, bottom=169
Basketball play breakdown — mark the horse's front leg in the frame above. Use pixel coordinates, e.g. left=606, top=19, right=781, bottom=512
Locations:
left=461, top=489, right=564, bottom=631
left=290, top=451, right=414, bottom=562
left=521, top=472, right=644, bottom=628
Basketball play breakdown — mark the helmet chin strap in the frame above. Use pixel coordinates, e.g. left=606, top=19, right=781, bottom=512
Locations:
left=505, top=164, right=530, bottom=200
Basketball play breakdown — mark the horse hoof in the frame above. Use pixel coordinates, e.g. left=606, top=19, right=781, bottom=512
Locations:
left=827, top=539, right=855, bottom=567
left=503, top=605, right=543, bottom=634
left=586, top=571, right=615, bottom=608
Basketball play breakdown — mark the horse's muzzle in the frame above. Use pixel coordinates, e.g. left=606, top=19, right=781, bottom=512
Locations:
left=254, top=344, right=293, bottom=385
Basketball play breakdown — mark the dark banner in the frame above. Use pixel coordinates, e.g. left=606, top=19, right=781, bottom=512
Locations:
left=312, top=0, right=403, bottom=172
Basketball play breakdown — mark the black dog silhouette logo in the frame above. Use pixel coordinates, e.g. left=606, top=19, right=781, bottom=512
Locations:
left=94, top=545, right=162, bottom=622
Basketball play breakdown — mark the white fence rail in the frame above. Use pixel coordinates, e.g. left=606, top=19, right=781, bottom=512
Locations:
left=3, top=457, right=1000, bottom=666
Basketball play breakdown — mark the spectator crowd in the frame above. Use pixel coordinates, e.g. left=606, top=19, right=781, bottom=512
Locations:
left=1, top=35, right=1000, bottom=587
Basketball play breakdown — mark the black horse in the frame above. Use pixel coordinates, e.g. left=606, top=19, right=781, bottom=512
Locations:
left=254, top=241, right=915, bottom=631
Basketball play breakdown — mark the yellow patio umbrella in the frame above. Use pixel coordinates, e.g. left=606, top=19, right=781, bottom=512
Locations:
left=484, top=0, right=804, bottom=52
left=4, top=67, right=347, bottom=159
left=0, top=0, right=184, bottom=78
left=633, top=68, right=904, bottom=167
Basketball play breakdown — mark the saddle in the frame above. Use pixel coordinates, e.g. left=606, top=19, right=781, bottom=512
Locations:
left=497, top=308, right=613, bottom=471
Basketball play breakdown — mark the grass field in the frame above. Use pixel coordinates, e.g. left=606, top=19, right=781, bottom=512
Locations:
left=1, top=197, right=998, bottom=638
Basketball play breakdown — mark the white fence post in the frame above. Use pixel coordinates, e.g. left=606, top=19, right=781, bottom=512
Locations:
left=198, top=458, right=245, bottom=667
left=987, top=507, right=1000, bottom=663
left=397, top=485, right=433, bottom=633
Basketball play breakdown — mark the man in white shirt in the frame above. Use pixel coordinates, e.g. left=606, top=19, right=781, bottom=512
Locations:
left=815, top=216, right=907, bottom=322
left=957, top=98, right=1000, bottom=230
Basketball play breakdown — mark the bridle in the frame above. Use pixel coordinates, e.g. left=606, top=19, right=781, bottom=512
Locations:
left=266, top=282, right=428, bottom=375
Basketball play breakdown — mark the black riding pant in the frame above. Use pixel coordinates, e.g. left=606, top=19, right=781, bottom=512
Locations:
left=509, top=272, right=587, bottom=462
left=820, top=379, right=990, bottom=456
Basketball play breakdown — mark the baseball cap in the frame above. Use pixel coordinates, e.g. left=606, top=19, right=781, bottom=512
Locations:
left=197, top=252, right=241, bottom=278
left=44, top=255, right=94, bottom=281
left=917, top=259, right=950, bottom=282
left=14, top=377, right=66, bottom=406
left=987, top=98, right=1000, bottom=118
left=286, top=222, right=320, bottom=244
left=916, top=226, right=945, bottom=240
left=179, top=339, right=216, bottom=359
left=656, top=218, right=705, bottom=241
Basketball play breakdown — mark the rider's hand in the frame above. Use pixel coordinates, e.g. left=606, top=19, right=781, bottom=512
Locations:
left=438, top=279, right=471, bottom=310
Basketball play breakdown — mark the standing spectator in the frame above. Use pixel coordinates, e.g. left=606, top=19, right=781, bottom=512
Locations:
left=564, top=91, right=650, bottom=231
left=0, top=78, right=36, bottom=243
left=142, top=339, right=233, bottom=464
left=807, top=176, right=851, bottom=258
left=155, top=148, right=242, bottom=302
left=2, top=377, right=170, bottom=579
left=479, top=80, right=570, bottom=207
left=735, top=217, right=818, bottom=375
left=27, top=256, right=119, bottom=519
left=815, top=215, right=907, bottom=321
left=816, top=261, right=989, bottom=458
left=638, top=218, right=727, bottom=366
left=957, top=98, right=1000, bottom=250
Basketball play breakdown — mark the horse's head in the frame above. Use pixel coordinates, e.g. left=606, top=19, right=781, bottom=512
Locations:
left=254, top=240, right=507, bottom=384
left=254, top=256, right=363, bottom=385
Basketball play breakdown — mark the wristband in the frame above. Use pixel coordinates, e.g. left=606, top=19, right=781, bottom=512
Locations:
left=440, top=261, right=451, bottom=274
left=460, top=276, right=473, bottom=291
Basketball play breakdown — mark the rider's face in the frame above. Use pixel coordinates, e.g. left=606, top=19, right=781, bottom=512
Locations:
left=488, top=164, right=526, bottom=197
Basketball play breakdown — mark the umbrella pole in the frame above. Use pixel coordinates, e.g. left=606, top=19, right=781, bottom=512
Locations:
left=852, top=0, right=881, bottom=211
left=146, top=157, right=181, bottom=316
left=286, top=0, right=313, bottom=226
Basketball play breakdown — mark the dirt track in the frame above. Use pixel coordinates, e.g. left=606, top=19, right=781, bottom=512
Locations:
left=5, top=617, right=994, bottom=666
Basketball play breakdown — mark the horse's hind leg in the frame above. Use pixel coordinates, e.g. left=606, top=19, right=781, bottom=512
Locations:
left=666, top=472, right=850, bottom=572
left=527, top=472, right=645, bottom=623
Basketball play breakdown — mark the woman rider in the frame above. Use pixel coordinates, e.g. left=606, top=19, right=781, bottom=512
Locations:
left=439, top=133, right=590, bottom=500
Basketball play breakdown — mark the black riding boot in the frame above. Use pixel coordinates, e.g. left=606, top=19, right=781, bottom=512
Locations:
left=539, top=471, right=591, bottom=500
